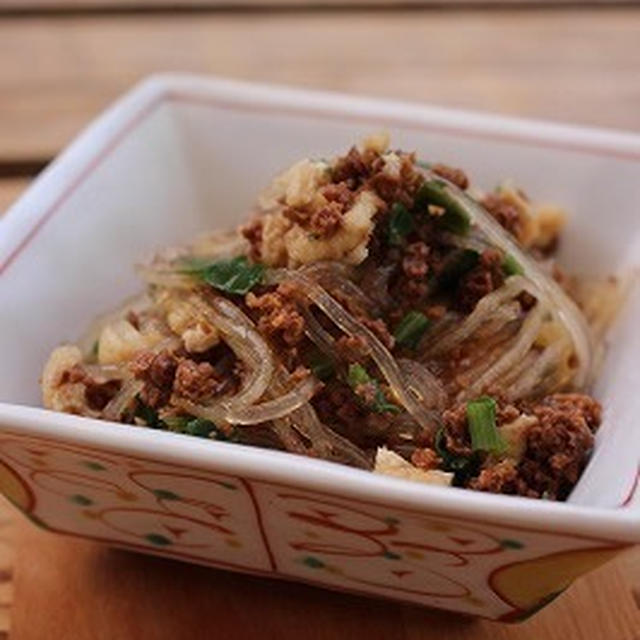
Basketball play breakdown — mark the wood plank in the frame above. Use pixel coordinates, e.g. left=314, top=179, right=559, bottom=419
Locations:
left=0, top=180, right=28, bottom=214
left=0, top=0, right=632, bottom=9
left=0, top=8, right=639, bottom=161
left=0, top=499, right=16, bottom=638
left=9, top=518, right=640, bottom=640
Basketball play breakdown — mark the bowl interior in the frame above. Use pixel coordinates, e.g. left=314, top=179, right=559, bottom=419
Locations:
left=1, top=80, right=638, bottom=509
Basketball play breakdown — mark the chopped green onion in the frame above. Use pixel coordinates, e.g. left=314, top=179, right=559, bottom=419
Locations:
left=91, top=340, right=99, bottom=358
left=177, top=256, right=218, bottom=275
left=347, top=364, right=402, bottom=414
left=434, top=428, right=479, bottom=487
left=415, top=160, right=432, bottom=170
left=185, top=418, right=217, bottom=438
left=502, top=253, right=524, bottom=276
left=466, top=396, right=506, bottom=454
left=163, top=415, right=233, bottom=440
left=394, top=311, right=431, bottom=350
left=347, top=363, right=371, bottom=387
left=306, top=350, right=335, bottom=381
left=134, top=396, right=164, bottom=429
left=162, top=416, right=191, bottom=432
left=180, top=255, right=264, bottom=295
left=388, top=202, right=414, bottom=245
left=414, top=180, right=471, bottom=235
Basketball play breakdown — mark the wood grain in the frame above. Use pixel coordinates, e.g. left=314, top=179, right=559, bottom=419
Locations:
left=0, top=0, right=632, bottom=10
left=0, top=499, right=15, bottom=638
left=8, top=517, right=640, bottom=640
left=0, top=8, right=639, bottom=161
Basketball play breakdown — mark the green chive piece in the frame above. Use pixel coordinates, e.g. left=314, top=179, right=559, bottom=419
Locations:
left=307, top=350, right=335, bottom=381
left=347, top=364, right=402, bottom=415
left=134, top=396, right=164, bottom=429
left=388, top=202, right=414, bottom=245
left=179, top=255, right=264, bottom=295
left=434, top=428, right=479, bottom=487
left=466, top=396, right=506, bottom=454
left=163, top=416, right=191, bottom=432
left=414, top=180, right=471, bottom=235
left=394, top=311, right=431, bottom=350
left=347, top=363, right=370, bottom=387
left=502, top=253, right=525, bottom=276
left=185, top=418, right=217, bottom=438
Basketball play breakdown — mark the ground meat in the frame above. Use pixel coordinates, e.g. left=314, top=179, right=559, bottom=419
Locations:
left=441, top=404, right=473, bottom=457
left=411, top=447, right=440, bottom=471
left=320, top=182, right=355, bottom=209
left=335, top=334, right=369, bottom=362
left=482, top=193, right=523, bottom=239
left=402, top=242, right=430, bottom=279
left=520, top=398, right=596, bottom=499
left=454, top=248, right=505, bottom=313
left=61, top=364, right=122, bottom=411
left=540, top=393, right=601, bottom=432
left=313, top=382, right=396, bottom=449
left=173, top=359, right=222, bottom=402
left=331, top=147, right=422, bottom=209
left=361, top=316, right=395, bottom=350
left=443, top=394, right=599, bottom=500
left=308, top=203, right=343, bottom=238
left=130, top=350, right=178, bottom=408
left=241, top=218, right=263, bottom=262
left=431, top=163, right=469, bottom=191
left=368, top=153, right=423, bottom=207
left=283, top=195, right=346, bottom=239
left=469, top=460, right=534, bottom=496
left=331, top=146, right=374, bottom=188
left=246, top=284, right=305, bottom=347
left=442, top=401, right=524, bottom=460
left=424, top=304, right=447, bottom=321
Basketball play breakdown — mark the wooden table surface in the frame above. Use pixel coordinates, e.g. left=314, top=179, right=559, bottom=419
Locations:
left=1, top=3, right=639, bottom=638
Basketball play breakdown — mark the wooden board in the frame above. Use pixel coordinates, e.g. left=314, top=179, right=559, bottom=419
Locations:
left=0, top=1, right=631, bottom=10
left=0, top=8, right=639, bottom=161
left=0, top=499, right=15, bottom=639
left=7, top=515, right=640, bottom=640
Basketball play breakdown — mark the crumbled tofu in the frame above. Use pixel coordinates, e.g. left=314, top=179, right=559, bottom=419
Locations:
left=41, top=345, right=83, bottom=408
left=166, top=298, right=220, bottom=354
left=284, top=190, right=382, bottom=267
left=499, top=414, right=538, bottom=462
left=261, top=211, right=293, bottom=267
left=381, top=152, right=402, bottom=179
left=359, top=131, right=390, bottom=155
left=97, top=319, right=164, bottom=365
left=374, top=447, right=453, bottom=486
left=259, top=159, right=329, bottom=211
left=495, top=183, right=537, bottom=247
left=41, top=345, right=98, bottom=415
left=495, top=182, right=567, bottom=250
left=532, top=205, right=566, bottom=250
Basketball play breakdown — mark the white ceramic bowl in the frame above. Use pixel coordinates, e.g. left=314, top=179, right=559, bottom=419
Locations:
left=1, top=75, right=639, bottom=622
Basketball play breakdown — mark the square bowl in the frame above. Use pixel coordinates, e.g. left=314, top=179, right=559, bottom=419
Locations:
left=1, top=74, right=639, bottom=622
